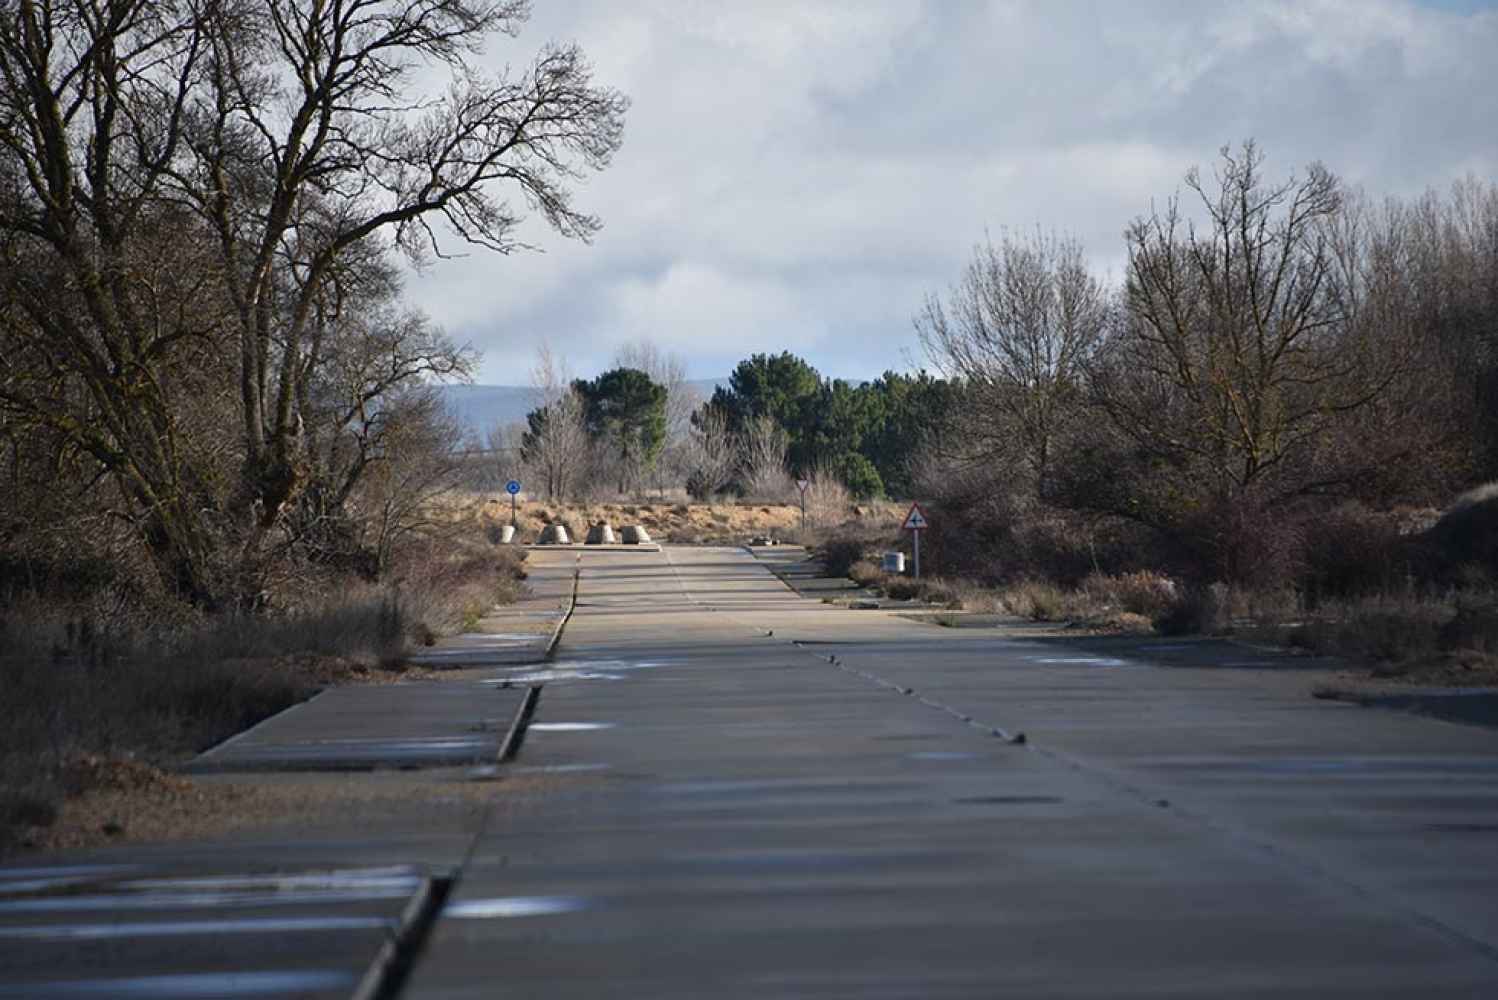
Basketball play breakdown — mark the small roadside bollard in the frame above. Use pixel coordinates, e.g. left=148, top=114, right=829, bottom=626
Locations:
left=499, top=524, right=516, bottom=544
left=620, top=525, right=651, bottom=544
left=881, top=551, right=905, bottom=575
left=538, top=524, right=571, bottom=545
left=585, top=522, right=616, bottom=545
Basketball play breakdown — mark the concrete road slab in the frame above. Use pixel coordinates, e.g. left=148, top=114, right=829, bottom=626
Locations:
left=185, top=682, right=529, bottom=773
left=404, top=546, right=1498, bottom=998
left=12, top=543, right=1498, bottom=996
left=0, top=860, right=436, bottom=998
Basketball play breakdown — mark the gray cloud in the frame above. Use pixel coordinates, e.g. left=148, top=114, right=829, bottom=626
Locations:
left=401, top=0, right=1498, bottom=384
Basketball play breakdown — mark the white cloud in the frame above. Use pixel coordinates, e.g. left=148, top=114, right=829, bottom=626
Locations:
left=402, top=0, right=1498, bottom=384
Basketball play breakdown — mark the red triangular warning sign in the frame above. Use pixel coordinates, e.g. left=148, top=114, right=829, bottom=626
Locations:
left=902, top=502, right=929, bottom=531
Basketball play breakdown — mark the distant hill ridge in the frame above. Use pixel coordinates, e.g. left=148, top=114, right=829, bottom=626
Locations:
left=437, top=379, right=726, bottom=435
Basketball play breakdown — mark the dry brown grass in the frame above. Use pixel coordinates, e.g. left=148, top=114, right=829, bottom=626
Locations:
left=1278, top=591, right=1498, bottom=683
left=0, top=495, right=530, bottom=856
left=848, top=560, right=884, bottom=588
left=441, top=491, right=906, bottom=547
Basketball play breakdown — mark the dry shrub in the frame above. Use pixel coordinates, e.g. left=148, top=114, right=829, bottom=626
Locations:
left=1421, top=484, right=1498, bottom=585
left=820, top=536, right=870, bottom=578
left=1300, top=504, right=1406, bottom=603
left=0, top=606, right=319, bottom=854
left=390, top=539, right=527, bottom=642
left=882, top=576, right=921, bottom=600
left=1174, top=497, right=1303, bottom=591
left=803, top=469, right=852, bottom=529
left=1002, top=579, right=1069, bottom=621
left=848, top=560, right=884, bottom=588
left=1280, top=591, right=1498, bottom=680
left=1438, top=600, right=1498, bottom=654
left=1154, top=583, right=1232, bottom=635
left=1080, top=571, right=1179, bottom=619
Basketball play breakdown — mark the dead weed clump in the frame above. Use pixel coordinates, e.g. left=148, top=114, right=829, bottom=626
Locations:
left=388, top=539, right=527, bottom=643
left=1001, top=579, right=1071, bottom=621
left=1284, top=592, right=1498, bottom=681
left=1153, top=583, right=1233, bottom=636
left=1080, top=571, right=1179, bottom=619
left=848, top=560, right=884, bottom=588
left=820, top=536, right=871, bottom=578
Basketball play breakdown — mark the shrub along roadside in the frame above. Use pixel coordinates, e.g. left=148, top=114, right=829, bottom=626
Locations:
left=0, top=539, right=528, bottom=856
left=824, top=521, right=1498, bottom=677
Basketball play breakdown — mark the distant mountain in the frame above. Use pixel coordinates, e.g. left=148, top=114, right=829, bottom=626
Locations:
left=436, top=384, right=537, bottom=436
left=436, top=379, right=726, bottom=437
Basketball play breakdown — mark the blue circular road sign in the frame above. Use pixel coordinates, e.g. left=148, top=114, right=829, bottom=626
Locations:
left=505, top=480, right=521, bottom=495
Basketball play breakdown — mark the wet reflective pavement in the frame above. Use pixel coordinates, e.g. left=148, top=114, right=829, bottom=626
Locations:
left=407, top=547, right=1498, bottom=998
left=6, top=546, right=1498, bottom=996
left=0, top=862, right=433, bottom=998
left=184, top=684, right=531, bottom=773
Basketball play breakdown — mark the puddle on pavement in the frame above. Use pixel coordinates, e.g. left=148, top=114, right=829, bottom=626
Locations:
left=1033, top=657, right=1128, bottom=668
left=0, top=865, right=141, bottom=895
left=444, top=896, right=587, bottom=919
left=489, top=658, right=680, bottom=685
left=122, top=866, right=422, bottom=893
left=488, top=668, right=623, bottom=683
left=528, top=722, right=617, bottom=732
left=0, top=889, right=410, bottom=913
left=0, top=970, right=356, bottom=997
left=0, top=915, right=392, bottom=940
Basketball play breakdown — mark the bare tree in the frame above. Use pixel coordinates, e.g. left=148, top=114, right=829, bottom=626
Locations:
left=739, top=414, right=792, bottom=501
left=0, top=1, right=627, bottom=601
left=351, top=388, right=468, bottom=575
left=801, top=463, right=852, bottom=528
left=485, top=421, right=526, bottom=492
left=614, top=339, right=698, bottom=440
left=529, top=341, right=576, bottom=409
left=918, top=227, right=1109, bottom=495
left=520, top=387, right=591, bottom=502
left=1098, top=141, right=1388, bottom=502
left=681, top=404, right=739, bottom=499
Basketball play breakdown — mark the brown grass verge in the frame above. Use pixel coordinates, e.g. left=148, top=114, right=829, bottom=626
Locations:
left=0, top=507, right=529, bottom=857
left=440, top=493, right=906, bottom=548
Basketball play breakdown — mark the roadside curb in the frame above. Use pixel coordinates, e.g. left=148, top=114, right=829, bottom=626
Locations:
left=498, top=684, right=543, bottom=763
left=351, top=871, right=449, bottom=1000
left=543, top=559, right=581, bottom=661
left=180, top=690, right=326, bottom=773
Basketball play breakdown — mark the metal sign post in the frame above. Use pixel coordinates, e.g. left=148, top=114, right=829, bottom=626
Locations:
left=796, top=478, right=810, bottom=537
left=506, top=479, right=521, bottom=526
left=901, top=502, right=930, bottom=578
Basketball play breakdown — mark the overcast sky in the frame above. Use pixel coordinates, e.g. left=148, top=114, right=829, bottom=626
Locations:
left=404, top=0, right=1498, bottom=385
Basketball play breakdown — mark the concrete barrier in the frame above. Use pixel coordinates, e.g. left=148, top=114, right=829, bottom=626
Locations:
left=585, top=522, right=617, bottom=545
left=537, top=524, right=572, bottom=545
left=620, top=525, right=651, bottom=544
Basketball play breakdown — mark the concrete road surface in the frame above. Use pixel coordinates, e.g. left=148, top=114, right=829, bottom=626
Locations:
left=4, top=545, right=1497, bottom=997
